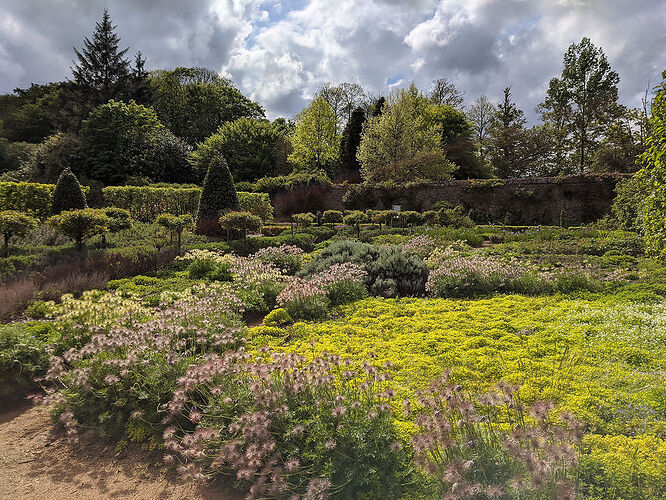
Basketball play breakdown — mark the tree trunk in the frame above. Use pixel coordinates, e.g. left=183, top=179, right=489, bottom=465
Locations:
left=3, top=234, right=8, bottom=258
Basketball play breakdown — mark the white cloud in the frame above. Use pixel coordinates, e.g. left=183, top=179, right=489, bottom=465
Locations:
left=0, top=0, right=664, bottom=122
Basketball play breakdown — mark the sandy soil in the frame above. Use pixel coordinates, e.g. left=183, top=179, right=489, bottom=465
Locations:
left=0, top=398, right=236, bottom=500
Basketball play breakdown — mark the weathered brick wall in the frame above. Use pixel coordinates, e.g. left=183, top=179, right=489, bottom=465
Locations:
left=270, top=174, right=627, bottom=225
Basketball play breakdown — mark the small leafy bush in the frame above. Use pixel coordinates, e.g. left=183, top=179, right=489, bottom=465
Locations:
left=303, top=240, right=427, bottom=298
left=291, top=212, right=315, bottom=228
left=263, top=307, right=293, bottom=327
left=322, top=210, right=343, bottom=224
left=343, top=210, right=368, bottom=237
left=437, top=205, right=475, bottom=228
left=369, top=246, right=428, bottom=297
left=0, top=324, right=49, bottom=399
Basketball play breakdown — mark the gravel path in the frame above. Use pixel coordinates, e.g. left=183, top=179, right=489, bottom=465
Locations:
left=0, top=398, right=234, bottom=500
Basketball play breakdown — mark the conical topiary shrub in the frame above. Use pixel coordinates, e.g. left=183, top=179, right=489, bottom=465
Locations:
left=195, top=156, right=240, bottom=236
left=51, top=168, right=87, bottom=215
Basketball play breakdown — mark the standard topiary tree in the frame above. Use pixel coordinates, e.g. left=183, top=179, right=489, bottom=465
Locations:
left=0, top=211, right=38, bottom=257
left=343, top=210, right=368, bottom=238
left=51, top=168, right=87, bottom=215
left=195, top=157, right=240, bottom=236
left=156, top=213, right=192, bottom=252
left=47, top=208, right=110, bottom=250
left=322, top=210, right=344, bottom=224
left=218, top=211, right=262, bottom=240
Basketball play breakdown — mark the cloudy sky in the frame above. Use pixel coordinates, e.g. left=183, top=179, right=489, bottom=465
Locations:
left=1, top=0, right=665, bottom=121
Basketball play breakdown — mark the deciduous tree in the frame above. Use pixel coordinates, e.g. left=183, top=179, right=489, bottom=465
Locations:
left=539, top=37, right=620, bottom=173
left=288, top=97, right=339, bottom=174
left=357, top=84, right=455, bottom=183
left=428, top=78, right=465, bottom=109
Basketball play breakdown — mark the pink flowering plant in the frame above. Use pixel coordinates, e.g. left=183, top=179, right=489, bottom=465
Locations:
left=310, top=262, right=368, bottom=307
left=411, top=374, right=582, bottom=500
left=276, top=277, right=330, bottom=321
left=276, top=262, right=368, bottom=320
left=402, top=235, right=439, bottom=260
left=47, top=287, right=245, bottom=444
left=229, top=255, right=288, bottom=315
left=164, top=350, right=413, bottom=498
left=252, top=244, right=306, bottom=275
left=425, top=255, right=542, bottom=298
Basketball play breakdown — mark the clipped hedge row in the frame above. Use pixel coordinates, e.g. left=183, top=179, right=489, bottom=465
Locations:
left=102, top=186, right=201, bottom=221
left=102, top=186, right=273, bottom=222
left=0, top=182, right=89, bottom=219
left=0, top=182, right=274, bottom=223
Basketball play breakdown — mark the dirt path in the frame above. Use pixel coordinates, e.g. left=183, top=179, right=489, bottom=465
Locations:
left=0, top=398, right=235, bottom=500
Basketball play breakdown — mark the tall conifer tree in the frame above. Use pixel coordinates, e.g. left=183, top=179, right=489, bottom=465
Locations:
left=72, top=9, right=131, bottom=106
left=340, top=107, right=366, bottom=177
left=195, top=157, right=240, bottom=235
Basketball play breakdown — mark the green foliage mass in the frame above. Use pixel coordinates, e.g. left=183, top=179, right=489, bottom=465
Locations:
left=0, top=324, right=50, bottom=400
left=424, top=104, right=490, bottom=179
left=218, top=211, right=262, bottom=239
left=0, top=210, right=38, bottom=256
left=191, top=117, right=283, bottom=182
left=149, top=66, right=264, bottom=146
left=79, top=99, right=165, bottom=185
left=302, top=240, right=428, bottom=298
left=636, top=70, right=666, bottom=257
left=51, top=168, right=87, bottom=215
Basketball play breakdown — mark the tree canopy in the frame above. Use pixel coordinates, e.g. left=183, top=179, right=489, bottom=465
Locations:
left=540, top=37, right=620, bottom=173
left=288, top=97, right=339, bottom=174
left=191, top=117, right=284, bottom=183
left=71, top=9, right=131, bottom=107
left=357, top=84, right=455, bottom=183
left=150, top=67, right=264, bottom=145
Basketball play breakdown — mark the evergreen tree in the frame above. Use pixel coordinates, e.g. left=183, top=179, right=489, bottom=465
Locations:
left=51, top=168, right=87, bottom=215
left=129, top=51, right=152, bottom=105
left=195, top=157, right=240, bottom=235
left=371, top=97, right=385, bottom=117
left=339, top=107, right=366, bottom=177
left=72, top=9, right=131, bottom=107
left=488, top=87, right=526, bottom=178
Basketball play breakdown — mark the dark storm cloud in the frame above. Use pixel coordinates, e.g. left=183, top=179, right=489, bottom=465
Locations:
left=1, top=0, right=665, bottom=121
